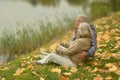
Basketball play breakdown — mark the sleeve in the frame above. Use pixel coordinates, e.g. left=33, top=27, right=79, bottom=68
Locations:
left=60, top=42, right=70, bottom=48
left=57, top=40, right=82, bottom=55
left=87, top=25, right=97, bottom=57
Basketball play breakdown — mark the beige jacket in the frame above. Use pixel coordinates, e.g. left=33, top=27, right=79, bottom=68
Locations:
left=56, top=38, right=91, bottom=65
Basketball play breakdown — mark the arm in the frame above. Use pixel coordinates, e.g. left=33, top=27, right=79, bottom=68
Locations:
left=60, top=42, right=70, bottom=48
left=87, top=25, right=97, bottom=57
left=56, top=39, right=86, bottom=55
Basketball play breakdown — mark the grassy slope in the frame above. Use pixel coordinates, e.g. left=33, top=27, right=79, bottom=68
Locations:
left=0, top=12, right=120, bottom=80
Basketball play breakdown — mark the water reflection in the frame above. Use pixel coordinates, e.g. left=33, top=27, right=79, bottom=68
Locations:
left=66, top=0, right=87, bottom=6
left=25, top=0, right=60, bottom=7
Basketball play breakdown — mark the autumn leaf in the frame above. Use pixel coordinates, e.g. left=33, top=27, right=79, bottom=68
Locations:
left=108, top=65, right=117, bottom=72
left=94, top=75, right=103, bottom=80
left=1, top=78, right=6, bottom=80
left=13, top=68, right=25, bottom=76
left=73, top=78, right=80, bottom=80
left=91, top=67, right=98, bottom=73
left=27, top=64, right=34, bottom=70
left=0, top=67, right=9, bottom=71
left=32, top=71, right=40, bottom=77
left=50, top=67, right=61, bottom=74
left=21, top=61, right=27, bottom=67
left=50, top=42, right=60, bottom=51
left=115, top=69, right=120, bottom=76
left=40, top=77, right=45, bottom=80
left=105, top=63, right=118, bottom=72
left=70, top=67, right=78, bottom=73
left=63, top=72, right=72, bottom=76
left=105, top=76, right=113, bottom=80
left=59, top=76, right=69, bottom=80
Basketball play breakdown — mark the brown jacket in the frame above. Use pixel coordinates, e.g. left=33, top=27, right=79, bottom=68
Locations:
left=56, top=38, right=91, bottom=65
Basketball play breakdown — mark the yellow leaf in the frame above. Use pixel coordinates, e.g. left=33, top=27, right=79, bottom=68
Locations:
left=73, top=78, right=80, bottom=80
left=105, top=76, right=113, bottom=80
left=50, top=67, right=61, bottom=74
left=105, top=63, right=113, bottom=69
left=13, top=68, right=25, bottom=76
left=70, top=67, right=78, bottom=73
left=27, top=64, right=34, bottom=70
left=1, top=78, right=6, bottom=80
left=0, top=67, right=9, bottom=71
left=63, top=72, right=72, bottom=76
left=109, top=65, right=117, bottom=72
left=32, top=71, right=40, bottom=77
left=21, top=61, right=27, bottom=67
left=91, top=67, right=98, bottom=73
left=105, top=63, right=118, bottom=72
left=50, top=42, right=60, bottom=51
left=40, top=77, right=45, bottom=80
left=94, top=75, right=103, bottom=80
left=118, top=77, right=120, bottom=80
left=115, top=69, right=120, bottom=75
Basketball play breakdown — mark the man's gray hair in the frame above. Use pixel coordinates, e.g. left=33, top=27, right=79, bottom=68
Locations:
left=78, top=14, right=88, bottom=22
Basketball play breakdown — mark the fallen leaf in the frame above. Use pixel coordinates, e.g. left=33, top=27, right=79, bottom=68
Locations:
left=13, top=68, right=25, bottom=76
left=50, top=42, right=60, bottom=51
left=63, top=72, right=72, bottom=76
left=50, top=67, right=61, bottom=74
left=91, top=67, right=98, bottom=73
left=89, top=61, right=100, bottom=66
left=118, top=77, right=120, bottom=80
left=70, top=67, right=78, bottom=73
left=0, top=67, right=9, bottom=71
left=115, top=69, right=120, bottom=75
left=109, top=65, right=117, bottom=72
left=105, top=63, right=118, bottom=72
left=32, top=71, right=40, bottom=77
left=105, top=76, right=113, bottom=80
left=59, top=76, right=69, bottom=80
left=94, top=75, right=103, bottom=80
left=21, top=61, right=27, bottom=67
left=40, top=77, right=45, bottom=80
left=27, top=64, right=34, bottom=70
left=1, top=78, right=6, bottom=80
left=73, top=78, right=80, bottom=80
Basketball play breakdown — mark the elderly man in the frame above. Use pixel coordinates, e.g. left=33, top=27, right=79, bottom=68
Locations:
left=71, top=14, right=97, bottom=61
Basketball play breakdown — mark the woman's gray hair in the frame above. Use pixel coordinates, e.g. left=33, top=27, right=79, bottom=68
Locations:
left=78, top=22, right=91, bottom=38
left=78, top=14, right=88, bottom=22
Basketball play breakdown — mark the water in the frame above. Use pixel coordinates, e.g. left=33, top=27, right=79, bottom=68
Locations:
left=0, top=0, right=88, bottom=36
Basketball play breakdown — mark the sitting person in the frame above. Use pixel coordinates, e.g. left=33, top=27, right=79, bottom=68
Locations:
left=37, top=22, right=91, bottom=67
left=71, top=14, right=97, bottom=59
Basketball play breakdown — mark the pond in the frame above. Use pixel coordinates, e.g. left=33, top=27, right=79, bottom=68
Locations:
left=0, top=0, right=89, bottom=36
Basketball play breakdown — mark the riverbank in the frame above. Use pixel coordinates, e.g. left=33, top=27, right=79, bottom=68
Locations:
left=0, top=11, right=120, bottom=80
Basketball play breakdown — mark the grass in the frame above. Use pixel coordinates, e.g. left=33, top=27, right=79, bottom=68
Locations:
left=0, top=14, right=74, bottom=57
left=0, top=11, right=120, bottom=80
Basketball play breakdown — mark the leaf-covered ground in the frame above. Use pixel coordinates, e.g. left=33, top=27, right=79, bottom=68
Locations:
left=0, top=12, right=120, bottom=80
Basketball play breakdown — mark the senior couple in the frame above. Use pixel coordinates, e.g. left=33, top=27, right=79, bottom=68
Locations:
left=37, top=14, right=97, bottom=67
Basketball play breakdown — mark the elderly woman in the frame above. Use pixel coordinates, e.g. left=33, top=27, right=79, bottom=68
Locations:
left=37, top=22, right=91, bottom=67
